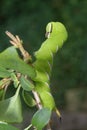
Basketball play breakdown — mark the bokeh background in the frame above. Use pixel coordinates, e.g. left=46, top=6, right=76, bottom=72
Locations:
left=0, top=0, right=87, bottom=130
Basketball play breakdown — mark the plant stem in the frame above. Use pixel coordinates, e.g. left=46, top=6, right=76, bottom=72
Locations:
left=24, top=124, right=32, bottom=130
left=32, top=90, right=42, bottom=109
left=1, top=78, right=11, bottom=100
left=5, top=31, right=31, bottom=62
left=46, top=120, right=52, bottom=130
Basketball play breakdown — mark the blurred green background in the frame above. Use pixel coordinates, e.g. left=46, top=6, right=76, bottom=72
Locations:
left=0, top=0, right=87, bottom=112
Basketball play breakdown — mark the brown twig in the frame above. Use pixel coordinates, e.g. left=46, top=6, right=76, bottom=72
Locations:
left=0, top=78, right=12, bottom=99
left=0, top=78, right=11, bottom=89
left=5, top=31, right=31, bottom=62
left=32, top=90, right=42, bottom=109
left=47, top=123, right=52, bottom=130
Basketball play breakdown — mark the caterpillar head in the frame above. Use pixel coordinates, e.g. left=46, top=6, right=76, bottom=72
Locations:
left=45, top=22, right=68, bottom=42
left=34, top=22, right=68, bottom=60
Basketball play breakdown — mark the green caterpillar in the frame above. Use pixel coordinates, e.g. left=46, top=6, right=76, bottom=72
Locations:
left=33, top=22, right=68, bottom=114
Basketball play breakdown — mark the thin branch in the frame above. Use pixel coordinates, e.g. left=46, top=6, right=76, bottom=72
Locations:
left=0, top=78, right=11, bottom=89
left=32, top=90, right=42, bottom=109
left=5, top=31, right=31, bottom=62
left=1, top=78, right=12, bottom=100
left=47, top=123, right=52, bottom=130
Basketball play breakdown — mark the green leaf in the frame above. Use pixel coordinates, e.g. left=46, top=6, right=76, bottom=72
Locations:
left=20, top=76, right=34, bottom=91
left=0, top=65, right=10, bottom=78
left=0, top=90, right=4, bottom=100
left=0, top=46, right=36, bottom=79
left=0, top=123, right=19, bottom=130
left=0, top=86, right=23, bottom=123
left=32, top=108, right=51, bottom=130
left=22, top=90, right=36, bottom=107
left=11, top=72, right=19, bottom=88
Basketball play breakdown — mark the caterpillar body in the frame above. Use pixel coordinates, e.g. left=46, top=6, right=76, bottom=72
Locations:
left=33, top=22, right=68, bottom=114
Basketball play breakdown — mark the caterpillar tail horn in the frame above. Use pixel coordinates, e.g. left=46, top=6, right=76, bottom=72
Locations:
left=55, top=107, right=62, bottom=122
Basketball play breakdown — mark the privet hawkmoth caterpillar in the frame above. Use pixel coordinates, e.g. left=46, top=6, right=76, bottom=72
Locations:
left=33, top=22, right=68, bottom=116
